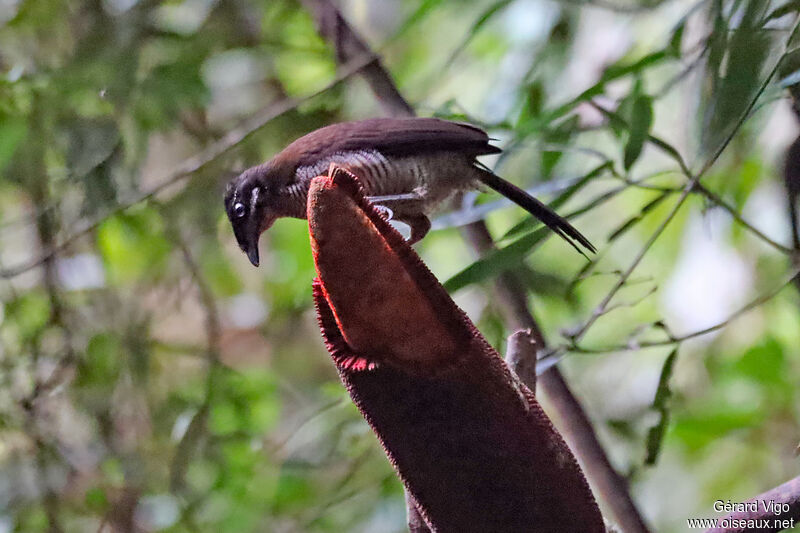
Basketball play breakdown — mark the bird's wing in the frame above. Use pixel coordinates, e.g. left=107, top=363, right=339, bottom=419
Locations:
left=279, top=118, right=501, bottom=168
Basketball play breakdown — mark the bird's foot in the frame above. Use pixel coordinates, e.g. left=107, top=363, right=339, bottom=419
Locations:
left=372, top=204, right=395, bottom=221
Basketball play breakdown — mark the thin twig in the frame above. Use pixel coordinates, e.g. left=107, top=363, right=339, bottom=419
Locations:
left=693, top=182, right=793, bottom=254
left=566, top=266, right=800, bottom=354
left=617, top=174, right=793, bottom=254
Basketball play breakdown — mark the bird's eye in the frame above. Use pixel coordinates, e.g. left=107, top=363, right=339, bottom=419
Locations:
left=233, top=202, right=246, bottom=218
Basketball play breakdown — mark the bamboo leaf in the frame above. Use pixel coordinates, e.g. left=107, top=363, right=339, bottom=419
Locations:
left=527, top=50, right=669, bottom=133
left=444, top=226, right=548, bottom=293
left=607, top=191, right=669, bottom=242
left=440, top=0, right=514, bottom=73
left=645, top=348, right=678, bottom=466
left=702, top=0, right=772, bottom=154
left=389, top=0, right=445, bottom=40
left=668, top=21, right=685, bottom=58
left=623, top=94, right=653, bottom=170
left=765, top=0, right=800, bottom=22
left=0, top=113, right=27, bottom=172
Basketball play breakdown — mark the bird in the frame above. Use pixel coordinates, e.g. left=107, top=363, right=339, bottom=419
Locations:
left=224, top=117, right=594, bottom=266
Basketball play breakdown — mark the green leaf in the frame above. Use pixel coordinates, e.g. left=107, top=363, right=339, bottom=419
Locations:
left=444, top=226, right=549, bottom=293
left=525, top=50, right=670, bottom=133
left=389, top=0, right=445, bottom=40
left=668, top=21, right=685, bottom=58
left=672, top=406, right=764, bottom=451
left=595, top=102, right=687, bottom=172
left=519, top=267, right=569, bottom=296
left=644, top=348, right=678, bottom=466
left=607, top=191, right=669, bottom=242
left=84, top=486, right=109, bottom=514
left=437, top=0, right=515, bottom=75
left=273, top=472, right=314, bottom=511
left=623, top=94, right=653, bottom=170
left=0, top=113, right=27, bottom=172
left=5, top=291, right=50, bottom=341
left=516, top=81, right=544, bottom=130
left=79, top=333, right=122, bottom=385
left=541, top=115, right=579, bottom=177
left=765, top=0, right=800, bottom=22
left=731, top=339, right=785, bottom=386
left=210, top=401, right=240, bottom=435
left=97, top=208, right=171, bottom=283
left=702, top=0, right=772, bottom=153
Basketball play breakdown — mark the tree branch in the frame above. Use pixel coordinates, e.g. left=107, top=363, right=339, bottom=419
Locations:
left=705, top=476, right=800, bottom=533
left=560, top=266, right=800, bottom=355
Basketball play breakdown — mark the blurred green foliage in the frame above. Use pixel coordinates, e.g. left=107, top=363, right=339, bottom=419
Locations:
left=1, top=0, right=800, bottom=531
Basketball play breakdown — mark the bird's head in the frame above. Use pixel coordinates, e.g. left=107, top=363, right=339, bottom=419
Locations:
left=224, top=165, right=278, bottom=267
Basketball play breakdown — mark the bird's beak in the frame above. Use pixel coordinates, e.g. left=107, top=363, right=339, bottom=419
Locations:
left=234, top=223, right=261, bottom=267
left=244, top=236, right=260, bottom=267
left=234, top=215, right=274, bottom=268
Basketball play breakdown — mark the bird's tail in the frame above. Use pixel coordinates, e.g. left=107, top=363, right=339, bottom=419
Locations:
left=476, top=169, right=596, bottom=254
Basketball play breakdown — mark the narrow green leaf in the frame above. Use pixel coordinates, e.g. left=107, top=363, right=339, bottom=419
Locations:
left=645, top=348, right=678, bottom=466
left=668, top=21, right=685, bottom=58
left=600, top=51, right=669, bottom=83
left=516, top=81, right=544, bottom=130
left=389, top=0, right=445, bottom=40
left=765, top=0, right=800, bottom=22
left=0, top=114, right=27, bottom=171
left=469, top=0, right=514, bottom=35
left=623, top=94, right=653, bottom=170
left=529, top=50, right=669, bottom=132
left=702, top=0, right=772, bottom=153
left=607, top=192, right=669, bottom=242
left=444, top=226, right=547, bottom=293
left=595, top=104, right=688, bottom=172
left=439, top=0, right=514, bottom=72
left=653, top=348, right=678, bottom=408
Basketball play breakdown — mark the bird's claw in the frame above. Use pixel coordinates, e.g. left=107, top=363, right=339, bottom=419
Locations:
left=373, top=204, right=394, bottom=221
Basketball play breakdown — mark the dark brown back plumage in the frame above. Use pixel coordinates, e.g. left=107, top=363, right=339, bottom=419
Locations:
left=273, top=118, right=501, bottom=171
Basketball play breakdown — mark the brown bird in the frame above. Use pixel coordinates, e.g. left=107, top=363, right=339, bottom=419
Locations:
left=224, top=117, right=594, bottom=266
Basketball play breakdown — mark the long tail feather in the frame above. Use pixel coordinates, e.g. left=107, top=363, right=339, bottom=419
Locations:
left=476, top=170, right=596, bottom=254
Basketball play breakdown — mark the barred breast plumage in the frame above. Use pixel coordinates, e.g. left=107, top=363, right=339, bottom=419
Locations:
left=295, top=149, right=478, bottom=216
